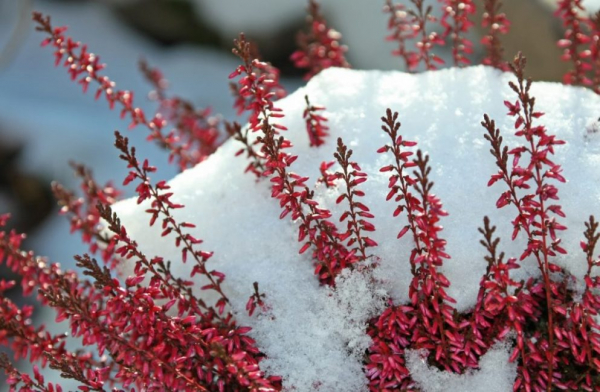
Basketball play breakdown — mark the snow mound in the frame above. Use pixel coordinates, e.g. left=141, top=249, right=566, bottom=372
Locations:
left=406, top=341, right=517, bottom=392
left=112, top=66, right=600, bottom=391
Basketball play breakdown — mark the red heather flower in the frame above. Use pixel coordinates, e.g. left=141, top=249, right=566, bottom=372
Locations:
left=139, top=59, right=224, bottom=165
left=333, top=137, right=378, bottom=262
left=32, top=13, right=210, bottom=170
left=367, top=109, right=468, bottom=390
left=481, top=0, right=510, bottom=71
left=1, top=352, right=66, bottom=392
left=588, top=11, right=600, bottom=94
left=230, top=34, right=287, bottom=133
left=52, top=163, right=121, bottom=269
left=483, top=53, right=570, bottom=391
left=303, top=95, right=329, bottom=147
left=383, top=0, right=415, bottom=70
left=407, top=0, right=445, bottom=71
left=0, top=216, right=117, bottom=390
left=291, top=0, right=350, bottom=80
left=317, top=160, right=337, bottom=188
left=556, top=0, right=592, bottom=86
left=366, top=302, right=417, bottom=390
left=439, top=0, right=476, bottom=66
left=257, top=114, right=349, bottom=285
left=115, top=131, right=231, bottom=314
left=231, top=34, right=350, bottom=286
left=226, top=121, right=266, bottom=178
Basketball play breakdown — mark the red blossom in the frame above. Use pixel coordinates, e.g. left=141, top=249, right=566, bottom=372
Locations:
left=556, top=0, right=592, bottom=86
left=481, top=0, right=510, bottom=71
left=482, top=53, right=576, bottom=391
left=52, top=163, right=121, bottom=269
left=139, top=59, right=224, bottom=166
left=333, top=137, right=377, bottom=262
left=383, top=0, right=415, bottom=70
left=303, top=95, right=329, bottom=147
left=291, top=0, right=350, bottom=80
left=33, top=13, right=211, bottom=171
left=231, top=34, right=351, bottom=286
left=385, top=0, right=445, bottom=71
left=439, top=0, right=476, bottom=66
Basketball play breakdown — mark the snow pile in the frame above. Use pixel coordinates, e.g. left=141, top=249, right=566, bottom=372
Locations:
left=112, top=66, right=600, bottom=391
left=406, top=341, right=517, bottom=392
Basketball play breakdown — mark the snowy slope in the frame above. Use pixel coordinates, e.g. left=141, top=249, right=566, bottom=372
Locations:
left=111, top=66, right=600, bottom=391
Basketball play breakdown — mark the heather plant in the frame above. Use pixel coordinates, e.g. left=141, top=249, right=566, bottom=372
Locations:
left=3, top=0, right=600, bottom=391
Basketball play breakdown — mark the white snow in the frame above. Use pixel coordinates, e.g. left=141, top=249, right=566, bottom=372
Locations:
left=111, top=66, right=600, bottom=391
left=406, top=341, right=517, bottom=392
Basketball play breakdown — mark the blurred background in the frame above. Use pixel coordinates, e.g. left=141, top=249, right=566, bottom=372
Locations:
left=0, top=0, right=598, bottom=389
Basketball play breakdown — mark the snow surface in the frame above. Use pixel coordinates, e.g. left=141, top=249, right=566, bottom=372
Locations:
left=111, top=66, right=600, bottom=391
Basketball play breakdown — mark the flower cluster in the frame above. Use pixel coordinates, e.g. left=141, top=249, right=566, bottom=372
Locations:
left=366, top=109, right=462, bottom=390
left=291, top=0, right=351, bottom=80
left=4, top=1, right=600, bottom=391
left=231, top=34, right=355, bottom=286
left=32, top=13, right=217, bottom=171
left=384, top=0, right=445, bottom=71
left=365, top=54, right=600, bottom=392
left=139, top=59, right=223, bottom=166
left=481, top=0, right=510, bottom=71
left=303, top=95, right=329, bottom=147
left=439, top=0, right=476, bottom=66
left=52, top=163, right=121, bottom=268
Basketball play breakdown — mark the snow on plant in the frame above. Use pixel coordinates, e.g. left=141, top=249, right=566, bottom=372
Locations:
left=2, top=1, right=600, bottom=391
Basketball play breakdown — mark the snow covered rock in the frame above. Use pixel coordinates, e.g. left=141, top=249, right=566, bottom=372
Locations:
left=112, top=66, right=600, bottom=391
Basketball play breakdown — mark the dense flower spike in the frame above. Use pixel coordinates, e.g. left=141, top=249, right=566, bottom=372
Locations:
left=0, top=295, right=110, bottom=392
left=114, top=133, right=280, bottom=390
left=230, top=34, right=287, bottom=133
left=589, top=12, right=600, bottom=94
left=114, top=131, right=231, bottom=313
left=333, top=137, right=377, bottom=262
left=22, top=5, right=600, bottom=391
left=483, top=53, right=569, bottom=391
left=52, top=163, right=120, bottom=269
left=0, top=216, right=120, bottom=389
left=96, top=201, right=282, bottom=390
left=316, top=160, right=337, bottom=188
left=257, top=115, right=349, bottom=285
left=400, top=0, right=445, bottom=71
left=32, top=13, right=206, bottom=170
left=367, top=109, right=467, bottom=390
left=475, top=217, right=547, bottom=392
left=303, top=95, right=329, bottom=147
left=481, top=0, right=510, bottom=71
left=291, top=0, right=351, bottom=80
left=556, top=0, right=592, bottom=86
left=383, top=0, right=415, bottom=70
left=231, top=34, right=350, bottom=285
left=1, top=353, right=65, bottom=392
left=439, top=0, right=476, bottom=66
left=139, top=59, right=223, bottom=165
left=225, top=121, right=266, bottom=177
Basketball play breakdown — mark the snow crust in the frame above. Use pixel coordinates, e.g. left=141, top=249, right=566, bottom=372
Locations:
left=112, top=67, right=600, bottom=391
